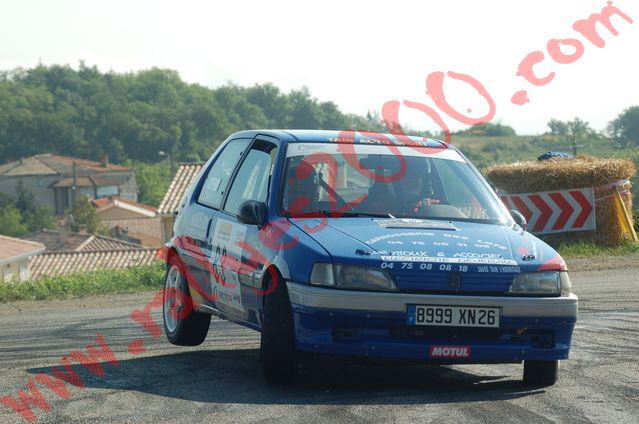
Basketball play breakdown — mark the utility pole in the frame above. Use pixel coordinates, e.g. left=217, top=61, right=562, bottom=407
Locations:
left=566, top=133, right=584, bottom=156
left=72, top=161, right=77, bottom=205
left=159, top=151, right=172, bottom=175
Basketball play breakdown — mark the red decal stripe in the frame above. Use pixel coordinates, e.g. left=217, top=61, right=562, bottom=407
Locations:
left=548, top=192, right=574, bottom=231
left=501, top=196, right=513, bottom=210
left=511, top=196, right=532, bottom=222
left=570, top=191, right=593, bottom=228
left=529, top=194, right=553, bottom=232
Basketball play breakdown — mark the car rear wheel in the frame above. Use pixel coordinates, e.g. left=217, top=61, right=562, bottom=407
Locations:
left=523, top=359, right=559, bottom=387
left=260, top=274, right=302, bottom=384
left=162, top=257, right=211, bottom=346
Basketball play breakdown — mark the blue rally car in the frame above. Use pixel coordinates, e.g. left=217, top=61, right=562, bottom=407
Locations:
left=162, top=130, right=577, bottom=386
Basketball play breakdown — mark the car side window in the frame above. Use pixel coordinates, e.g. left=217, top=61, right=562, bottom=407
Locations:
left=223, top=141, right=278, bottom=216
left=198, top=139, right=251, bottom=209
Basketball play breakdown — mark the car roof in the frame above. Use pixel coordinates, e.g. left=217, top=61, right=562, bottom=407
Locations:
left=225, top=129, right=450, bottom=149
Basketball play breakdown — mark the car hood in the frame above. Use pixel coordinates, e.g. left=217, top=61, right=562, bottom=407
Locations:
left=289, top=217, right=566, bottom=273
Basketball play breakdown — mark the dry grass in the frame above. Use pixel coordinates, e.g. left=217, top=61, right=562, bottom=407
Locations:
left=485, top=155, right=636, bottom=193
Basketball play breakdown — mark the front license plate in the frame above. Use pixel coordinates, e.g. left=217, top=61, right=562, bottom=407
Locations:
left=406, top=305, right=500, bottom=328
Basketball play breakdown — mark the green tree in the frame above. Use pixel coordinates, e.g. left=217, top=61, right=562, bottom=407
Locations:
left=288, top=87, right=322, bottom=129
left=462, top=122, right=516, bottom=137
left=567, top=117, right=591, bottom=138
left=546, top=117, right=595, bottom=154
left=0, top=62, right=427, bottom=166
left=566, top=117, right=593, bottom=155
left=66, top=195, right=104, bottom=234
left=608, top=106, right=639, bottom=148
left=0, top=184, right=53, bottom=236
left=245, top=83, right=292, bottom=127
left=547, top=119, right=568, bottom=136
left=129, top=160, right=172, bottom=207
left=14, top=180, right=55, bottom=232
left=0, top=204, right=28, bottom=236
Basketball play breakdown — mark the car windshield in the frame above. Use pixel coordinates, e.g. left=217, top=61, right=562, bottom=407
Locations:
left=281, top=142, right=509, bottom=224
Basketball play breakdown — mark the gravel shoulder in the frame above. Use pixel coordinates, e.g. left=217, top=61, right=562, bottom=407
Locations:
left=564, top=254, right=639, bottom=272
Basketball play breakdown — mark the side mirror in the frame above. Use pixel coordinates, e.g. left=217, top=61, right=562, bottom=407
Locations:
left=509, top=209, right=527, bottom=231
left=237, top=200, right=267, bottom=226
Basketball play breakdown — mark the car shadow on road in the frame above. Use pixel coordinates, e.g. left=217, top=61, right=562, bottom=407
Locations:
left=28, top=348, right=542, bottom=405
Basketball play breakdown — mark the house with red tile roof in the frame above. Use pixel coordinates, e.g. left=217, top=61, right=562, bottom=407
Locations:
left=92, top=196, right=156, bottom=220
left=157, top=162, right=204, bottom=243
left=0, top=153, right=137, bottom=215
left=16, top=229, right=161, bottom=280
left=92, top=196, right=162, bottom=247
left=0, top=235, right=46, bottom=282
left=21, top=229, right=143, bottom=252
left=28, top=248, right=160, bottom=280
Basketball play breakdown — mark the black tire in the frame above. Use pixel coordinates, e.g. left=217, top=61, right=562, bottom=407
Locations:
left=260, top=274, right=301, bottom=384
left=523, top=360, right=559, bottom=387
left=162, top=256, right=211, bottom=346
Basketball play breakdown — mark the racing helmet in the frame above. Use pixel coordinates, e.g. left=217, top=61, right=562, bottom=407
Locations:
left=394, top=158, right=427, bottom=204
left=285, top=159, right=319, bottom=213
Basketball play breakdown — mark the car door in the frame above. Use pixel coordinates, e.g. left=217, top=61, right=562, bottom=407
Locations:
left=210, top=137, right=280, bottom=326
left=179, top=138, right=251, bottom=308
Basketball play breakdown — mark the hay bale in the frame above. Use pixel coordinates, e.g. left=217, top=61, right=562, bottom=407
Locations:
left=486, top=155, right=636, bottom=193
left=485, top=155, right=636, bottom=246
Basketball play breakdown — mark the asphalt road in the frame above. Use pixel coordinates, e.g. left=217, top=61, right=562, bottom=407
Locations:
left=0, top=265, right=638, bottom=423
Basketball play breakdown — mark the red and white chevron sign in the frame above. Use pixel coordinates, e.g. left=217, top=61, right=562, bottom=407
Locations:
left=500, top=188, right=596, bottom=234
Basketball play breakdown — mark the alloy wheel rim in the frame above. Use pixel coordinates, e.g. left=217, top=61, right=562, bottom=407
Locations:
left=164, top=265, right=183, bottom=333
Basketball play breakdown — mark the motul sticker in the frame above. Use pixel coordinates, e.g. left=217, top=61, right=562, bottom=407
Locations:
left=429, top=345, right=471, bottom=358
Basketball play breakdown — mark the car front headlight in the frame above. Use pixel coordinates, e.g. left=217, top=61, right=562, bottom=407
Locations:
left=310, top=263, right=398, bottom=291
left=509, top=271, right=571, bottom=296
left=559, top=271, right=572, bottom=296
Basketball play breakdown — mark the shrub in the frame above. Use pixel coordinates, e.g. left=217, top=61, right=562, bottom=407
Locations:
left=461, top=123, right=516, bottom=137
left=0, top=263, right=164, bottom=303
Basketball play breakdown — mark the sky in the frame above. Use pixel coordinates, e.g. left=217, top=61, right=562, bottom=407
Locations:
left=1, top=0, right=638, bottom=135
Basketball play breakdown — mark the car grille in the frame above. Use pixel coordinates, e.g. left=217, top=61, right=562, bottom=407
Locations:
left=391, top=269, right=516, bottom=294
left=390, top=326, right=502, bottom=342
left=390, top=326, right=555, bottom=348
left=332, top=326, right=555, bottom=348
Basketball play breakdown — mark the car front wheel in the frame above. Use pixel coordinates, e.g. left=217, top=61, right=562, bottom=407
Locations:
left=260, top=274, right=301, bottom=384
left=523, top=359, right=559, bottom=387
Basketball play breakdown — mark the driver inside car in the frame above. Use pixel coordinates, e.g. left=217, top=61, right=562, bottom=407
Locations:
left=356, top=159, right=441, bottom=217
left=392, top=165, right=440, bottom=216
left=284, top=160, right=319, bottom=214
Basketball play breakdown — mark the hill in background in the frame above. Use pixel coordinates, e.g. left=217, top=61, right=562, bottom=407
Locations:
left=0, top=63, right=637, bottom=210
left=0, top=63, right=393, bottom=165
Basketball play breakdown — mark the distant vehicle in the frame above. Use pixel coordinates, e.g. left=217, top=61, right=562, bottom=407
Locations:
left=162, top=130, right=577, bottom=386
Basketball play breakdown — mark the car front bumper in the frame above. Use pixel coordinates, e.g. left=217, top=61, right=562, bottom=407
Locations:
left=287, top=282, right=578, bottom=363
